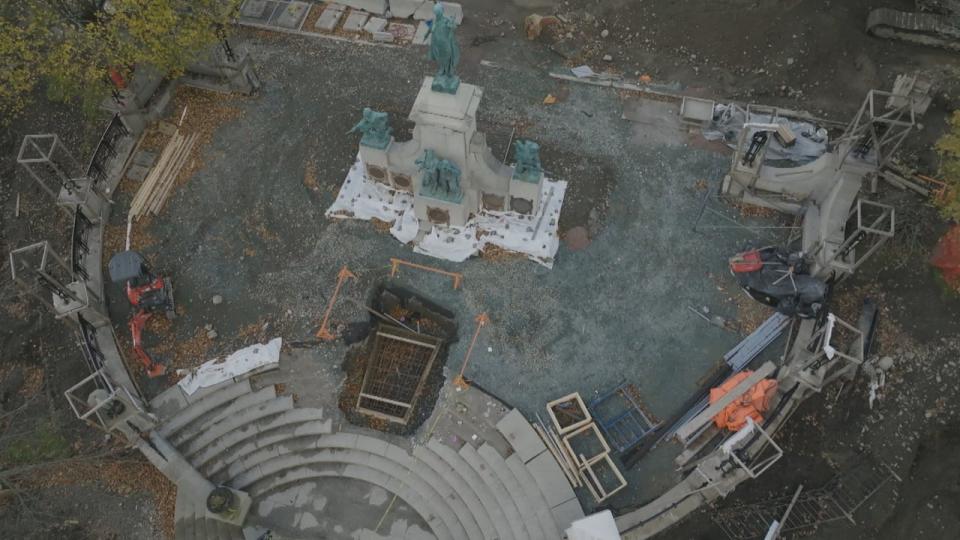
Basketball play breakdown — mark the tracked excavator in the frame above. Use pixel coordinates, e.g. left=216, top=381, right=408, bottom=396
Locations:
left=867, top=0, right=960, bottom=50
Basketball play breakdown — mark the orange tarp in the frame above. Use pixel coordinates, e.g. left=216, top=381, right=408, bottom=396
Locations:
left=710, top=371, right=779, bottom=432
left=931, top=225, right=960, bottom=289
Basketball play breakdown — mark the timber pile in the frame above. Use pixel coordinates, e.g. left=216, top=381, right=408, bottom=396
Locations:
left=129, top=130, right=199, bottom=219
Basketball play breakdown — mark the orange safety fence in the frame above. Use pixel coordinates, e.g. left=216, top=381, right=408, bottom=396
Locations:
left=710, top=371, right=779, bottom=432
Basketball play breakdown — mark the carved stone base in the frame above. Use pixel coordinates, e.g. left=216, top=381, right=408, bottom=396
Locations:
left=431, top=74, right=461, bottom=95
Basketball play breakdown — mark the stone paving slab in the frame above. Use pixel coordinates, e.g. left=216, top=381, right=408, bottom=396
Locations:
left=414, top=1, right=462, bottom=24
left=340, top=0, right=388, bottom=15
left=314, top=4, right=345, bottom=31
left=242, top=0, right=271, bottom=18
left=389, top=0, right=424, bottom=18
left=342, top=10, right=370, bottom=32
left=275, top=1, right=309, bottom=29
left=495, top=408, right=547, bottom=463
left=363, top=16, right=388, bottom=34
left=413, top=20, right=430, bottom=45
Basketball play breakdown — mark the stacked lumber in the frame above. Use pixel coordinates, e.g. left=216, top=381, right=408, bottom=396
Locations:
left=129, top=130, right=199, bottom=219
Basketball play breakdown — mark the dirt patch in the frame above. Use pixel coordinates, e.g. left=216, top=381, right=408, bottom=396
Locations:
left=338, top=285, right=458, bottom=436
left=25, top=458, right=176, bottom=539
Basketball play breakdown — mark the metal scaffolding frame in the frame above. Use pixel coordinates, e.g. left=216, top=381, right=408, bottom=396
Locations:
left=17, top=134, right=85, bottom=199
left=9, top=240, right=95, bottom=314
left=836, top=90, right=917, bottom=169
left=824, top=199, right=896, bottom=274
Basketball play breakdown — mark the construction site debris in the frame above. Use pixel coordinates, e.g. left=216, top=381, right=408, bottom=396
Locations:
left=709, top=372, right=779, bottom=431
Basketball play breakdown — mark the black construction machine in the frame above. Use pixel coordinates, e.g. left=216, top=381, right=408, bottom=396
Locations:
left=729, top=246, right=828, bottom=319
left=108, top=250, right=175, bottom=378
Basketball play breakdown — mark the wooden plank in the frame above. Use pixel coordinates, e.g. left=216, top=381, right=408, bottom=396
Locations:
left=148, top=133, right=196, bottom=214
left=546, top=423, right=583, bottom=487
left=145, top=133, right=191, bottom=214
left=675, top=361, right=776, bottom=444
left=130, top=131, right=181, bottom=218
left=150, top=133, right=197, bottom=214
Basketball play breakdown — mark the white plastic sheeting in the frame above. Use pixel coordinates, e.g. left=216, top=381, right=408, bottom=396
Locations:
left=704, top=103, right=828, bottom=163
left=177, top=337, right=282, bottom=395
left=566, top=510, right=622, bottom=540
left=326, top=155, right=567, bottom=268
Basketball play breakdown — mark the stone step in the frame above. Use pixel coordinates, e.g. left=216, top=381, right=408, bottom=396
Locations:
left=191, top=407, right=331, bottom=474
left=215, top=519, right=245, bottom=540
left=246, top=462, right=452, bottom=540
left=424, top=438, right=514, bottom=540
left=230, top=445, right=468, bottom=540
left=504, top=453, right=563, bottom=540
left=174, top=489, right=196, bottom=540
left=205, top=418, right=332, bottom=482
left=159, top=380, right=253, bottom=440
left=151, top=378, right=243, bottom=424
left=477, top=443, right=545, bottom=540
left=224, top=432, right=483, bottom=539
left=195, top=505, right=214, bottom=540
left=180, top=396, right=294, bottom=458
left=458, top=442, right=528, bottom=540
left=205, top=385, right=276, bottom=426
left=412, top=443, right=499, bottom=540
left=494, top=409, right=548, bottom=463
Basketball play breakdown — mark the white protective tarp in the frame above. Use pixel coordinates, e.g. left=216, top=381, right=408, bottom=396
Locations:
left=566, top=510, right=622, bottom=540
left=326, top=155, right=567, bottom=268
left=177, top=337, right=282, bottom=395
left=704, top=103, right=829, bottom=163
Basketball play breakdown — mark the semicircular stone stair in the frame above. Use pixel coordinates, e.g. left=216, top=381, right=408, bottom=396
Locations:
left=153, top=373, right=583, bottom=539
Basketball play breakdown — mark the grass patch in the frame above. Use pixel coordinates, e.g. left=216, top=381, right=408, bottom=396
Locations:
left=1, top=421, right=72, bottom=466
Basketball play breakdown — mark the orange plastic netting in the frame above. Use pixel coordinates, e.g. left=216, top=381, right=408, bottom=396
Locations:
left=710, top=371, right=779, bottom=432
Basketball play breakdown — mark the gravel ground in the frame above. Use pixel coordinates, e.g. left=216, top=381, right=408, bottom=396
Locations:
left=4, top=0, right=959, bottom=536
left=116, top=27, right=789, bottom=508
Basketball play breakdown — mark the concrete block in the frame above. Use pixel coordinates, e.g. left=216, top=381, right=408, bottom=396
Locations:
left=526, top=451, right=576, bottom=507
left=551, top=497, right=586, bottom=532
left=412, top=20, right=430, bottom=45
left=372, top=31, right=394, bottom=42
left=389, top=0, right=425, bottom=18
left=275, top=1, right=309, bottom=29
left=342, top=10, right=370, bottom=32
left=126, top=164, right=149, bottom=182
left=241, top=0, right=270, bottom=18
left=132, top=150, right=157, bottom=167
left=363, top=16, right=388, bottom=34
left=314, top=4, right=345, bottom=31
left=340, top=0, right=388, bottom=15
left=495, top=408, right=547, bottom=463
left=414, top=1, right=462, bottom=24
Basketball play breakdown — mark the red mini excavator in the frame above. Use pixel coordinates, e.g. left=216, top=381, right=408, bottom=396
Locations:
left=108, top=251, right=175, bottom=378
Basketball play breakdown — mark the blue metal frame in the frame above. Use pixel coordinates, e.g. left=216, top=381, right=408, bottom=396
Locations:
left=588, top=382, right=661, bottom=453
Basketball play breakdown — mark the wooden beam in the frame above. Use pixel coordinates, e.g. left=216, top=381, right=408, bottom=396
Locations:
left=675, top=361, right=776, bottom=444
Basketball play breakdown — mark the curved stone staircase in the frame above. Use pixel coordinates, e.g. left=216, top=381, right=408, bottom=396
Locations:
left=153, top=372, right=583, bottom=539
